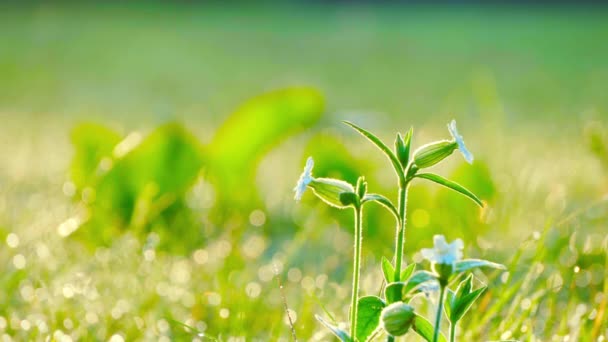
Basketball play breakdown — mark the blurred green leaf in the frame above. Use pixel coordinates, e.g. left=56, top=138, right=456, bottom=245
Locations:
left=356, top=296, right=385, bottom=342
left=208, top=87, right=324, bottom=207
left=454, top=259, right=506, bottom=273
left=70, top=123, right=122, bottom=189
left=74, top=122, right=204, bottom=250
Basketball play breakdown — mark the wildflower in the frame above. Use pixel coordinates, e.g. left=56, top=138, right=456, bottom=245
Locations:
left=447, top=120, right=474, bottom=164
left=421, top=235, right=464, bottom=284
left=293, top=157, right=314, bottom=201
left=293, top=157, right=356, bottom=208
left=421, top=235, right=464, bottom=265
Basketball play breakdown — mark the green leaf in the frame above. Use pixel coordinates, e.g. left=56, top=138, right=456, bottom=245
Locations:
left=454, top=259, right=506, bottom=273
left=316, top=315, right=353, bottom=342
left=381, top=257, right=395, bottom=283
left=397, top=127, right=413, bottom=169
left=384, top=282, right=405, bottom=304
left=70, top=123, right=122, bottom=189
left=208, top=87, right=324, bottom=208
left=395, top=133, right=408, bottom=169
left=400, top=263, right=416, bottom=281
left=444, top=289, right=455, bottom=319
left=343, top=121, right=405, bottom=184
left=356, top=296, right=386, bottom=342
left=411, top=314, right=447, bottom=342
left=450, top=287, right=487, bottom=323
left=415, top=173, right=483, bottom=207
left=362, top=194, right=399, bottom=221
left=456, top=274, right=474, bottom=299
left=403, top=271, right=438, bottom=296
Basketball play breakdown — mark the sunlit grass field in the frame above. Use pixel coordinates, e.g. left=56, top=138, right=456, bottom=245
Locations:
left=1, top=3, right=607, bottom=341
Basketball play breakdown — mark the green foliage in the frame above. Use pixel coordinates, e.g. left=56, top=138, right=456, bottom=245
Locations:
left=316, top=315, right=353, bottom=342
left=444, top=275, right=487, bottom=324
left=381, top=257, right=395, bottom=284
left=343, top=121, right=406, bottom=184
left=71, top=122, right=204, bottom=250
left=356, top=296, right=385, bottom=342
left=454, top=259, right=506, bottom=273
left=415, top=173, right=483, bottom=207
left=70, top=123, right=123, bottom=189
left=208, top=87, right=324, bottom=208
left=412, top=314, right=447, bottom=342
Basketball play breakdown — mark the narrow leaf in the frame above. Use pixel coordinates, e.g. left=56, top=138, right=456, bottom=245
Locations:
left=381, top=257, right=395, bottom=283
left=384, top=282, right=405, bottom=303
left=411, top=314, right=447, bottom=342
left=400, top=263, right=416, bottom=282
left=403, top=271, right=438, bottom=296
left=356, top=296, right=386, bottom=342
left=316, top=315, right=353, bottom=342
left=343, top=121, right=405, bottom=184
left=415, top=173, right=483, bottom=207
left=444, top=289, right=455, bottom=319
left=395, top=133, right=408, bottom=168
left=454, top=259, right=506, bottom=273
left=362, top=194, right=399, bottom=221
left=451, top=287, right=487, bottom=323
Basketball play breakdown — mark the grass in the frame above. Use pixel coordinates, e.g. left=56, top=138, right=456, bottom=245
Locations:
left=0, top=3, right=607, bottom=341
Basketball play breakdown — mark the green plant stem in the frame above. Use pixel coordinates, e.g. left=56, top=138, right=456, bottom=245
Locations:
left=393, top=183, right=409, bottom=282
left=386, top=335, right=395, bottom=342
left=449, top=322, right=456, bottom=342
left=433, top=286, right=446, bottom=342
left=350, top=205, right=363, bottom=339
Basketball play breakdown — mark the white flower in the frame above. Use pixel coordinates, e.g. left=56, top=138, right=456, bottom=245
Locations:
left=447, top=120, right=474, bottom=164
left=293, top=157, right=314, bottom=201
left=421, top=235, right=464, bottom=265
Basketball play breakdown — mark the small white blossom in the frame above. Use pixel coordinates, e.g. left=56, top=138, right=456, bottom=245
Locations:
left=293, top=157, right=314, bottom=201
left=447, top=120, right=474, bottom=164
left=421, top=235, right=464, bottom=265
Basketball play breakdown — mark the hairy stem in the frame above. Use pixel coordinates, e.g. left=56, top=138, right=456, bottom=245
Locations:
left=350, top=205, right=363, bottom=339
left=393, top=183, right=409, bottom=282
left=449, top=322, right=456, bottom=342
left=433, top=286, right=446, bottom=342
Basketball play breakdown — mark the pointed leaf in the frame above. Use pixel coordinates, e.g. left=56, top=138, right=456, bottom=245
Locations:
left=381, top=257, right=395, bottom=283
left=450, top=286, right=487, bottom=323
left=384, top=282, right=405, bottom=304
left=454, top=259, right=506, bottom=274
left=411, top=314, right=447, bottom=342
left=444, top=289, right=456, bottom=319
left=395, top=133, right=408, bottom=169
left=362, top=194, right=399, bottom=221
left=356, top=296, right=386, bottom=342
left=316, top=315, right=353, bottom=342
left=456, top=274, right=474, bottom=299
left=343, top=121, right=405, bottom=184
left=404, top=271, right=438, bottom=296
left=415, top=173, right=483, bottom=206
left=400, top=263, right=416, bottom=281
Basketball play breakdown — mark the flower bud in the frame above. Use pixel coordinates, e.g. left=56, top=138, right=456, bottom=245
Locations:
left=309, top=177, right=357, bottom=209
left=381, top=302, right=416, bottom=337
left=413, top=140, right=457, bottom=169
